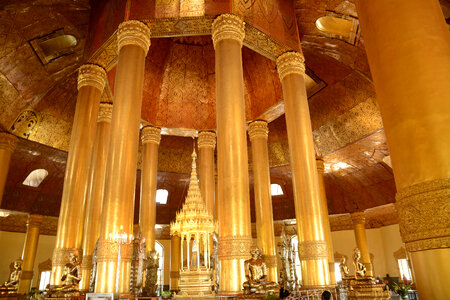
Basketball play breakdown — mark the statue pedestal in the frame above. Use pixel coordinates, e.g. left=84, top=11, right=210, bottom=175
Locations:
left=175, top=268, right=215, bottom=297
left=346, top=277, right=390, bottom=300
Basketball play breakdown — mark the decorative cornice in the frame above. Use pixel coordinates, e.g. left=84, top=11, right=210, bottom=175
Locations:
left=276, top=51, right=305, bottom=82
left=27, top=214, right=44, bottom=228
left=197, top=131, right=216, bottom=149
left=211, top=14, right=245, bottom=49
left=0, top=132, right=18, bottom=152
left=141, top=125, right=161, bottom=145
left=248, top=120, right=268, bottom=141
left=97, top=103, right=113, bottom=123
left=117, top=20, right=151, bottom=55
left=77, top=64, right=106, bottom=91
left=351, top=212, right=366, bottom=225
left=396, top=178, right=450, bottom=252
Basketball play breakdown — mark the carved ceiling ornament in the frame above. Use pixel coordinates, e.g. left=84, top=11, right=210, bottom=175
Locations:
left=248, top=120, right=269, bottom=141
left=10, top=109, right=39, bottom=139
left=141, top=125, right=161, bottom=145
left=197, top=131, right=216, bottom=149
left=395, top=178, right=450, bottom=252
left=117, top=20, right=151, bottom=55
left=211, top=14, right=246, bottom=49
left=77, top=64, right=107, bottom=92
left=0, top=132, right=18, bottom=153
left=276, top=51, right=306, bottom=82
left=97, top=103, right=113, bottom=123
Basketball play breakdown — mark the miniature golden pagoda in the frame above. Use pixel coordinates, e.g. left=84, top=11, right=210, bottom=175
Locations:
left=170, top=146, right=217, bottom=297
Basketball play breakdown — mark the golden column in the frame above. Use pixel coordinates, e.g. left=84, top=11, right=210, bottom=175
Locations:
left=316, top=159, right=336, bottom=285
left=169, top=235, right=181, bottom=292
left=197, top=131, right=216, bottom=216
left=0, top=132, right=18, bottom=206
left=139, top=125, right=161, bottom=253
left=95, top=20, right=150, bottom=294
left=355, top=1, right=450, bottom=298
left=212, top=14, right=252, bottom=294
left=79, top=103, right=113, bottom=292
left=277, top=52, right=330, bottom=287
left=248, top=120, right=278, bottom=282
left=350, top=212, right=373, bottom=277
left=18, top=214, right=44, bottom=293
left=51, top=64, right=106, bottom=286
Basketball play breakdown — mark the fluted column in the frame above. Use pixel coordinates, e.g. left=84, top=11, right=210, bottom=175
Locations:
left=170, top=235, right=181, bottom=292
left=140, top=125, right=161, bottom=253
left=79, top=103, right=113, bottom=292
left=248, top=120, right=277, bottom=282
left=51, top=64, right=106, bottom=286
left=197, top=131, right=216, bottom=216
left=350, top=212, right=373, bottom=277
left=212, top=14, right=252, bottom=294
left=0, top=132, right=17, bottom=206
left=18, top=215, right=44, bottom=293
left=95, top=20, right=150, bottom=294
left=355, top=1, right=450, bottom=298
left=277, top=52, right=329, bottom=287
left=316, top=159, right=336, bottom=285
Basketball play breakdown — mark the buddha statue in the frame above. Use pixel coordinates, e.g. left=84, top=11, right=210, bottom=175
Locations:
left=353, top=248, right=366, bottom=279
left=339, top=257, right=350, bottom=279
left=242, top=248, right=279, bottom=295
left=0, top=259, right=22, bottom=294
left=49, top=252, right=81, bottom=295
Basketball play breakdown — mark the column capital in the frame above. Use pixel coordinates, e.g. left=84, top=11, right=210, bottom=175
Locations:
left=351, top=212, right=366, bottom=225
left=316, top=159, right=325, bottom=174
left=77, top=64, right=107, bottom=91
left=0, top=132, right=18, bottom=153
left=198, top=131, right=216, bottom=149
left=276, top=51, right=306, bottom=82
left=117, top=20, right=151, bottom=55
left=248, top=120, right=268, bottom=141
left=27, top=214, right=44, bottom=227
left=98, top=103, right=113, bottom=123
left=141, top=125, right=161, bottom=145
left=211, top=14, right=245, bottom=49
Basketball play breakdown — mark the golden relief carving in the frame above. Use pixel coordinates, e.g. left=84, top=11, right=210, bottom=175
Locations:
left=117, top=20, right=151, bottom=55
left=81, top=255, right=93, bottom=269
left=97, top=103, right=113, bottom=123
left=297, top=240, right=328, bottom=261
left=212, top=14, right=246, bottom=49
left=96, top=239, right=134, bottom=263
left=248, top=120, right=268, bottom=141
left=0, top=132, right=18, bottom=153
left=276, top=51, right=306, bottom=82
left=141, top=125, right=161, bottom=145
left=244, top=25, right=291, bottom=61
left=218, top=236, right=253, bottom=260
left=396, top=178, right=450, bottom=252
left=77, top=64, right=107, bottom=92
left=197, top=131, right=216, bottom=149
left=10, top=109, right=38, bottom=139
left=52, top=247, right=81, bottom=267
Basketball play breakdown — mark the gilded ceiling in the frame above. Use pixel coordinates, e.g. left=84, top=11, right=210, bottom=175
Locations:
left=0, top=0, right=408, bottom=226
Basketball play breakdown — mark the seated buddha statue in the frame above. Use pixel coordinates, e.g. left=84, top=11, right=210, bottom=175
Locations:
left=242, top=248, right=278, bottom=295
left=339, top=257, right=350, bottom=279
left=0, top=259, right=22, bottom=294
left=50, top=252, right=81, bottom=294
left=353, top=248, right=366, bottom=279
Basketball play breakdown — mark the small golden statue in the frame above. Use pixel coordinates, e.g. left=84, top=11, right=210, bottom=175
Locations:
left=48, top=252, right=81, bottom=295
left=242, top=248, right=278, bottom=295
left=339, top=257, right=350, bottom=279
left=0, top=259, right=22, bottom=294
left=353, top=248, right=366, bottom=279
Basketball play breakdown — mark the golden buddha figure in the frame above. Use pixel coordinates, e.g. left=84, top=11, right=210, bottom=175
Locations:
left=353, top=248, right=366, bottom=279
left=339, top=257, right=350, bottom=279
left=243, top=248, right=279, bottom=295
left=48, top=252, right=81, bottom=295
left=0, top=259, right=22, bottom=294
